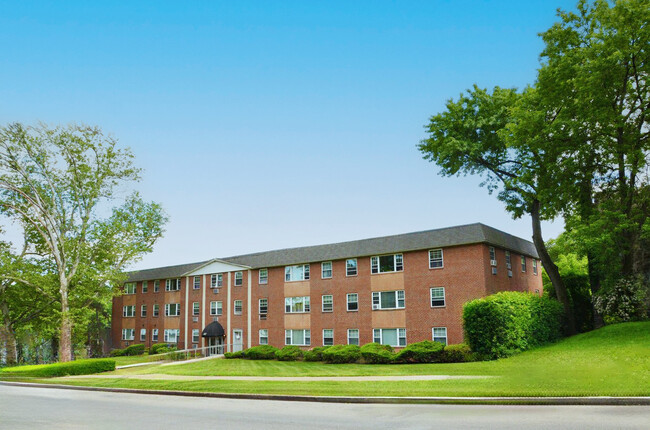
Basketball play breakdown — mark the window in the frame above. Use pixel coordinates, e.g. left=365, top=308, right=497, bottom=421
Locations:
left=533, top=259, right=538, bottom=275
left=505, top=251, right=511, bottom=269
left=153, top=304, right=159, bottom=317
left=322, top=295, right=333, bottom=312
left=285, top=296, right=310, bottom=313
left=165, top=278, right=181, bottom=291
left=285, top=329, right=310, bottom=346
left=140, top=305, right=147, bottom=317
left=193, top=276, right=201, bottom=290
left=165, top=303, right=181, bottom=317
left=372, top=290, right=405, bottom=310
left=346, top=259, right=357, bottom=276
left=489, top=246, right=496, bottom=264
left=164, top=329, right=180, bottom=343
left=152, top=329, right=159, bottom=342
left=234, top=271, right=243, bottom=286
left=321, top=262, right=332, bottom=279
left=259, top=329, right=268, bottom=345
left=432, top=327, right=448, bottom=345
left=521, top=255, right=527, bottom=272
left=234, top=300, right=243, bottom=315
left=142, top=281, right=148, bottom=294
left=192, top=329, right=200, bottom=343
left=211, top=273, right=222, bottom=288
left=122, top=328, right=134, bottom=340
left=373, top=328, right=406, bottom=347
left=193, top=302, right=200, bottom=316
left=429, top=249, right=443, bottom=269
left=370, top=254, right=403, bottom=274
left=123, top=305, right=135, bottom=317
left=140, top=328, right=146, bottom=341
left=323, top=329, right=334, bottom=346
left=430, top=287, right=445, bottom=307
left=153, top=280, right=160, bottom=293
left=259, top=268, right=268, bottom=284
left=124, top=283, right=136, bottom=294
left=285, top=264, right=310, bottom=282
left=210, top=301, right=222, bottom=316
left=347, top=329, right=359, bottom=345
left=347, top=293, right=358, bottom=311
left=259, top=298, right=268, bottom=315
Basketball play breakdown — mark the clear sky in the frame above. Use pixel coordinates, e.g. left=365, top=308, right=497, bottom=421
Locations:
left=0, top=0, right=577, bottom=270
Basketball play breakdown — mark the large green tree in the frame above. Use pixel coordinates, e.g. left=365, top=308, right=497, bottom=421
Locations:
left=0, top=123, right=167, bottom=362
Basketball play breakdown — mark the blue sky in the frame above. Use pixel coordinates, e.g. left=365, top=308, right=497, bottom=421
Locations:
left=0, top=1, right=577, bottom=270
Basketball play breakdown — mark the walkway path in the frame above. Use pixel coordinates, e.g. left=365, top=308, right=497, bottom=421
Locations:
left=65, top=373, right=492, bottom=382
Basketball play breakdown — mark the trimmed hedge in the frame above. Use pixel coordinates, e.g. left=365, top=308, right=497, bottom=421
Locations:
left=463, top=291, right=564, bottom=359
left=276, top=346, right=303, bottom=361
left=395, top=341, right=444, bottom=363
left=243, top=345, right=279, bottom=360
left=440, top=343, right=476, bottom=363
left=0, top=359, right=116, bottom=378
left=360, top=343, right=395, bottom=364
left=224, top=350, right=243, bottom=359
left=304, top=346, right=330, bottom=362
left=322, top=345, right=361, bottom=364
left=149, top=343, right=176, bottom=355
left=110, top=344, right=146, bottom=357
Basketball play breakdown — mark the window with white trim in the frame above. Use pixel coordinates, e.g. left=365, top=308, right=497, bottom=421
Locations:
left=322, top=295, right=333, bottom=312
left=259, top=329, right=268, bottom=345
left=210, top=301, right=222, bottom=316
left=432, top=327, right=447, bottom=345
left=193, top=276, right=201, bottom=290
left=193, top=302, right=199, bottom=316
left=165, top=303, right=181, bottom=317
left=124, top=283, right=136, bottom=294
left=505, top=251, right=511, bottom=269
left=259, top=298, right=268, bottom=315
left=285, top=296, right=310, bottom=313
left=323, top=329, right=334, bottom=346
left=234, top=271, right=243, bottom=286
left=285, top=329, right=310, bottom=346
left=347, top=293, right=358, bottom=311
left=192, top=329, right=200, bottom=343
left=122, top=328, right=134, bottom=340
left=153, top=304, right=159, bottom=317
left=373, top=328, right=406, bottom=347
left=372, top=290, right=405, bottom=310
left=285, top=264, right=310, bottom=282
left=429, top=249, right=443, bottom=269
left=533, top=259, right=538, bottom=275
left=371, top=254, right=403, bottom=274
left=153, top=280, right=160, bottom=292
left=321, top=261, right=332, bottom=279
left=165, top=278, right=181, bottom=291
left=259, top=268, right=268, bottom=284
left=211, top=273, right=222, bottom=288
left=140, top=328, right=146, bottom=341
left=152, top=329, right=159, bottom=342
left=142, top=281, right=148, bottom=293
left=521, top=255, right=527, bottom=272
left=430, top=287, right=445, bottom=307
left=489, top=246, right=496, bottom=263
left=346, top=259, right=357, bottom=276
left=234, top=300, right=243, bottom=315
left=123, top=305, right=135, bottom=317
left=140, top=305, right=147, bottom=317
left=164, top=329, right=180, bottom=343
left=347, top=329, right=359, bottom=345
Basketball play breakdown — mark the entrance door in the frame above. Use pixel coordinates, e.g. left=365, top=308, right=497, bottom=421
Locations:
left=233, top=329, right=243, bottom=352
left=207, top=337, right=224, bottom=355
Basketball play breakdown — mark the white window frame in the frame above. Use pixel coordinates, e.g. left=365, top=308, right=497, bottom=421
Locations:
left=322, top=294, right=333, bottom=312
left=371, top=290, right=405, bottom=310
left=284, top=264, right=310, bottom=282
left=140, top=305, right=147, bottom=317
left=347, top=329, right=359, bottom=345
left=192, top=329, right=200, bottom=343
left=123, top=305, right=135, bottom=318
left=122, top=328, right=135, bottom=341
left=285, top=296, right=310, bottom=313
left=259, top=268, right=268, bottom=285
left=193, top=276, right=201, bottom=290
left=432, top=327, right=448, bottom=345
left=193, top=302, right=200, bottom=316
left=259, top=298, right=268, bottom=315
left=533, top=259, right=538, bottom=275
left=321, top=261, right=332, bottom=279
left=164, top=329, right=180, bottom=343
left=152, top=304, right=159, bottom=317
left=489, top=246, right=496, bottom=264
left=234, top=271, right=243, bottom=286
left=142, top=281, right=148, bottom=294
left=140, top=328, right=146, bottom=341
left=210, top=301, right=223, bottom=316
left=165, top=303, right=181, bottom=317
left=346, top=259, right=357, bottom=276
left=322, top=329, right=334, bottom=346
left=373, top=328, right=406, bottom=347
left=347, top=293, right=358, bottom=311
left=370, top=254, right=403, bottom=274
left=521, top=255, right=527, bottom=272
left=429, top=249, right=443, bottom=269
left=151, top=328, right=159, bottom=342
left=430, top=287, right=445, bottom=308
left=124, top=283, right=136, bottom=295
left=234, top=300, right=243, bottom=315
left=211, top=273, right=223, bottom=288
left=153, top=280, right=160, bottom=292
left=259, top=329, right=268, bottom=345
left=285, top=329, right=310, bottom=346
left=165, top=278, right=181, bottom=291
left=505, top=251, right=511, bottom=269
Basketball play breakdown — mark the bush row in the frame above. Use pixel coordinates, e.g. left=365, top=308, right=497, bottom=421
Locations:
left=109, top=344, right=146, bottom=357
left=149, top=343, right=177, bottom=355
left=0, top=359, right=116, bottom=378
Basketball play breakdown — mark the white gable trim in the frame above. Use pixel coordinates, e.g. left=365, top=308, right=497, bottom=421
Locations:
left=184, top=259, right=250, bottom=276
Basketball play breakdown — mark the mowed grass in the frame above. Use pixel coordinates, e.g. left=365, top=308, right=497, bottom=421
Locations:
left=16, top=322, right=650, bottom=397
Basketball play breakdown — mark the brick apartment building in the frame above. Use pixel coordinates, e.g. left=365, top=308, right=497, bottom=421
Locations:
left=111, top=223, right=542, bottom=352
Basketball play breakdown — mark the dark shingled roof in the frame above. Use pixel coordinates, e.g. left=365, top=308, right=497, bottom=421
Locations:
left=127, top=223, right=538, bottom=280
left=202, top=320, right=225, bottom=338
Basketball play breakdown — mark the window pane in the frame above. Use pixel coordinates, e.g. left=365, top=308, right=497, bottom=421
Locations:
left=379, top=255, right=395, bottom=272
left=381, top=292, right=396, bottom=309
left=382, top=329, right=398, bottom=346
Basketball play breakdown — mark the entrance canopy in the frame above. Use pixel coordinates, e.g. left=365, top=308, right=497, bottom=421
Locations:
left=202, top=321, right=225, bottom=338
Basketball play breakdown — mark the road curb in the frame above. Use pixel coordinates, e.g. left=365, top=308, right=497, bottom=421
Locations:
left=1, top=381, right=649, bottom=405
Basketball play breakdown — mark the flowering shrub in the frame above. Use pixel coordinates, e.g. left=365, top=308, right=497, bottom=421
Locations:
left=593, top=276, right=649, bottom=324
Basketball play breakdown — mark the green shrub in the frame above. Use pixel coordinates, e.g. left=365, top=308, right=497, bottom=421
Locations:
left=243, top=345, right=279, bottom=360
left=149, top=343, right=176, bottom=355
left=109, top=348, right=125, bottom=357
left=275, top=345, right=303, bottom=361
left=440, top=343, right=476, bottom=363
left=304, top=346, right=331, bottom=362
left=0, top=359, right=116, bottom=378
left=395, top=341, right=444, bottom=363
left=322, top=345, right=361, bottom=364
left=122, top=344, right=146, bottom=356
left=463, top=291, right=564, bottom=360
left=360, top=342, right=395, bottom=364
left=224, top=350, right=244, bottom=359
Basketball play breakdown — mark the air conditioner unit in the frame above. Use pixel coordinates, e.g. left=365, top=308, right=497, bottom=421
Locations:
left=372, top=304, right=380, bottom=310
left=259, top=314, right=267, bottom=320
left=506, top=263, right=512, bottom=270
left=507, top=270, right=513, bottom=278
left=490, top=260, right=497, bottom=267
left=213, top=317, right=219, bottom=322
left=491, top=267, right=498, bottom=275
left=192, top=317, right=199, bottom=322
left=213, top=288, right=220, bottom=294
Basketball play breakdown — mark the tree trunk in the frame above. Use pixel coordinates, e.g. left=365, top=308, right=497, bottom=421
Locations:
left=531, top=199, right=577, bottom=335
left=587, top=254, right=605, bottom=329
left=59, top=281, right=73, bottom=362
left=0, top=297, right=17, bottom=366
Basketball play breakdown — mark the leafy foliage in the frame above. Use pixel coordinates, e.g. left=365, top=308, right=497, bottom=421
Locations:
left=242, top=345, right=279, bottom=360
left=321, top=345, right=361, bottom=364
left=439, top=344, right=477, bottom=363
left=593, top=276, right=650, bottom=324
left=303, top=346, right=331, bottom=362
left=275, top=345, right=303, bottom=361
left=224, top=351, right=243, bottom=359
left=395, top=341, right=444, bottom=364
left=0, top=358, right=115, bottom=377
left=360, top=342, right=395, bottom=364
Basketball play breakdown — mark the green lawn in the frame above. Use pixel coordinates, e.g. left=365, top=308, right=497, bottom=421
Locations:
left=9, top=322, right=650, bottom=397
left=111, top=353, right=168, bottom=367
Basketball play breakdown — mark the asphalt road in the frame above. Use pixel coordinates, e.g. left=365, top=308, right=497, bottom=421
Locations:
left=1, top=384, right=649, bottom=430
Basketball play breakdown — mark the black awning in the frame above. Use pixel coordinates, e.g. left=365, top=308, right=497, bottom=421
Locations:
left=202, top=320, right=225, bottom=338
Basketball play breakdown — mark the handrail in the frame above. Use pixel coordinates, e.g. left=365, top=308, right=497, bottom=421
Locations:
left=156, top=344, right=242, bottom=361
